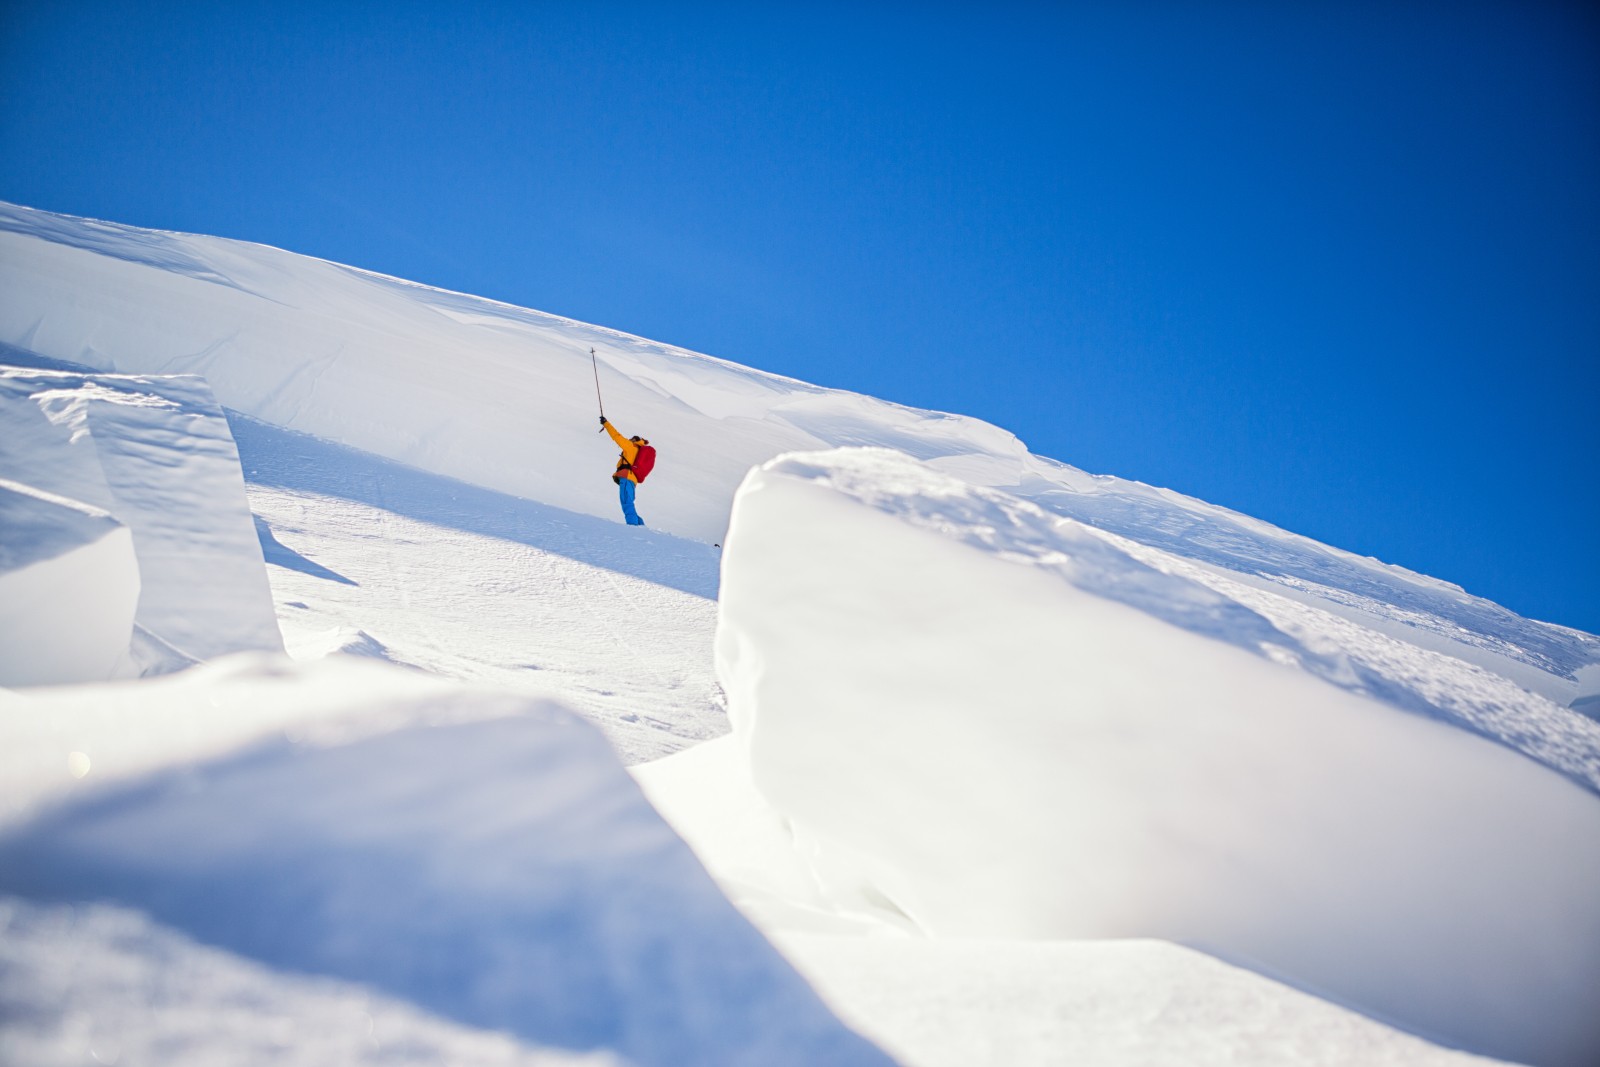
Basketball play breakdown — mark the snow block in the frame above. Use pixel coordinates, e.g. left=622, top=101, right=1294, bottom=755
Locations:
left=0, top=366, right=281, bottom=668
left=715, top=447, right=1600, bottom=1067
left=0, top=479, right=139, bottom=686
left=0, top=657, right=894, bottom=1067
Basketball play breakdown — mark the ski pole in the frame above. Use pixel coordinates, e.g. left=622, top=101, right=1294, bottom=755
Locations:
left=591, top=347, right=607, bottom=430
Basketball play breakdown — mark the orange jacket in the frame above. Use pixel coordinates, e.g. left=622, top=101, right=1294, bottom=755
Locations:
left=604, top=421, right=641, bottom=483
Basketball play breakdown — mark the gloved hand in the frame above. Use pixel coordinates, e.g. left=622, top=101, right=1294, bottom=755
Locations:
left=599, top=416, right=608, bottom=426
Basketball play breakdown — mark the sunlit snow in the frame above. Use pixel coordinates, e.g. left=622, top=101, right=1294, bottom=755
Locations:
left=3, top=200, right=1598, bottom=1067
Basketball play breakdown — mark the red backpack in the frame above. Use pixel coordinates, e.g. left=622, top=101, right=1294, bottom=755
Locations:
left=631, top=442, right=657, bottom=482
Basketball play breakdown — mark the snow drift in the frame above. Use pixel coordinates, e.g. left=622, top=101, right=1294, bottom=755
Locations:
left=0, top=479, right=138, bottom=686
left=0, top=655, right=894, bottom=1067
left=0, top=365, right=281, bottom=672
left=712, top=448, right=1600, bottom=1067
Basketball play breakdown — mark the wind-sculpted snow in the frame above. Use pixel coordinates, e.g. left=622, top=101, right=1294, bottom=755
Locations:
left=764, top=451, right=1600, bottom=793
left=0, top=657, right=895, bottom=1067
left=1090, top=527, right=1600, bottom=792
left=1024, top=461, right=1600, bottom=697
left=713, top=448, right=1600, bottom=1067
left=8, top=199, right=1591, bottom=723
left=0, top=202, right=256, bottom=295
left=0, top=364, right=281, bottom=670
left=0, top=479, right=139, bottom=686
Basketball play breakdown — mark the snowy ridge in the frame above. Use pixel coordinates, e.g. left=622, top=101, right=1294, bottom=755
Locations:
left=1023, top=456, right=1600, bottom=695
left=1089, top=525, right=1600, bottom=792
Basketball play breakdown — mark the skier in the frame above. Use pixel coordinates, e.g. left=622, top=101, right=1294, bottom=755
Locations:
left=600, top=416, right=654, bottom=526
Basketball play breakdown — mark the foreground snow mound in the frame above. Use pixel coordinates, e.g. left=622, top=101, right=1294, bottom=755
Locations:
left=0, top=899, right=621, bottom=1067
left=0, top=479, right=138, bottom=686
left=0, top=366, right=281, bottom=671
left=0, top=656, right=894, bottom=1067
left=715, top=448, right=1600, bottom=1067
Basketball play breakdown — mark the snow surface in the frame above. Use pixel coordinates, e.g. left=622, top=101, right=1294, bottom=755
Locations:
left=0, top=478, right=138, bottom=686
left=0, top=898, right=622, bottom=1067
left=0, top=656, right=894, bottom=1067
left=0, top=362, right=281, bottom=671
left=4, top=200, right=1599, bottom=1066
left=231, top=411, right=726, bottom=764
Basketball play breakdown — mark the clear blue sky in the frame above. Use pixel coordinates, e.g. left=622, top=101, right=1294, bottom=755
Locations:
left=3, top=1, right=1597, bottom=632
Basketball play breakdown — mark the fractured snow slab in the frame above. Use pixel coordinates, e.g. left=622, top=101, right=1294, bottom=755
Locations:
left=0, top=366, right=281, bottom=669
left=707, top=447, right=1600, bottom=1067
left=0, top=656, right=894, bottom=1067
left=0, top=479, right=138, bottom=686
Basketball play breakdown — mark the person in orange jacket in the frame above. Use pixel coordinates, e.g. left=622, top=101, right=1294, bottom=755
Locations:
left=600, top=416, right=649, bottom=526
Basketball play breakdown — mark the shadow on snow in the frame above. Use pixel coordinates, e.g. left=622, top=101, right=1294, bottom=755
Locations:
left=228, top=412, right=720, bottom=602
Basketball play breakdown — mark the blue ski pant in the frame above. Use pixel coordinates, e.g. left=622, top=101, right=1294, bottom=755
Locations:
left=618, top=478, right=645, bottom=526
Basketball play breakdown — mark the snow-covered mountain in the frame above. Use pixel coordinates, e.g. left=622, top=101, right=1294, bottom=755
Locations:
left=2, top=201, right=1598, bottom=1067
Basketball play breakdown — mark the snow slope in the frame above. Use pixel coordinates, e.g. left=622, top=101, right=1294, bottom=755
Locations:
left=0, top=363, right=281, bottom=671
left=682, top=448, right=1600, bottom=1066
left=233, top=411, right=727, bottom=764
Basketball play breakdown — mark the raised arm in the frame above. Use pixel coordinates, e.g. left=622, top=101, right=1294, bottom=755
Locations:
left=601, top=418, right=637, bottom=459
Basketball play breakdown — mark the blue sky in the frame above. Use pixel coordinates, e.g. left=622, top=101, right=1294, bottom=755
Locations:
left=3, top=1, right=1597, bottom=632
